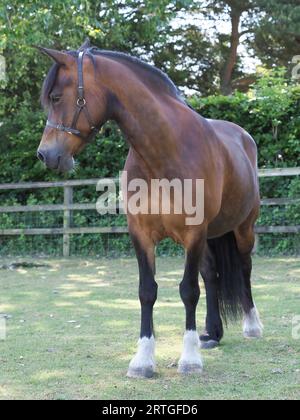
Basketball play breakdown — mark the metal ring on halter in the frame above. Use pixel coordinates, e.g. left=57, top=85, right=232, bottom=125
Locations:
left=77, top=98, right=86, bottom=107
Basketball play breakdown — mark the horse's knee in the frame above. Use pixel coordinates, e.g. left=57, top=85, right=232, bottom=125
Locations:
left=139, top=281, right=158, bottom=306
left=179, top=280, right=200, bottom=306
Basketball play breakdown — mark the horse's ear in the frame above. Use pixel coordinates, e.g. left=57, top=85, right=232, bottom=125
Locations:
left=78, top=38, right=91, bottom=51
left=35, top=47, right=74, bottom=66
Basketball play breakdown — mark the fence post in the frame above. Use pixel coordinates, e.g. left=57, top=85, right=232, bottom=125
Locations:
left=63, top=186, right=73, bottom=257
left=253, top=233, right=259, bottom=254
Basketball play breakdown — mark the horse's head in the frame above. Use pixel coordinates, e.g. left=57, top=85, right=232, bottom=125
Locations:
left=37, top=41, right=109, bottom=172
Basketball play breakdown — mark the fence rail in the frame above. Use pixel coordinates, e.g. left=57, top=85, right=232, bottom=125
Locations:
left=0, top=167, right=299, bottom=256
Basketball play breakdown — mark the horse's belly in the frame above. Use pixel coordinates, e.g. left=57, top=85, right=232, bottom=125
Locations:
left=207, top=217, right=237, bottom=239
left=207, top=198, right=255, bottom=239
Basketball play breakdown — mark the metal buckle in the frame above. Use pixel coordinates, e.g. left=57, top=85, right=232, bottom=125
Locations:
left=77, top=98, right=86, bottom=107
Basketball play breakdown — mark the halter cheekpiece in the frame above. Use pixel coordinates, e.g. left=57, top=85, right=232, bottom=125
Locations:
left=46, top=50, right=100, bottom=143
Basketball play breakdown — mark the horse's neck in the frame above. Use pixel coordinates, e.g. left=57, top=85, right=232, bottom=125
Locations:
left=98, top=57, right=181, bottom=175
left=114, top=98, right=178, bottom=172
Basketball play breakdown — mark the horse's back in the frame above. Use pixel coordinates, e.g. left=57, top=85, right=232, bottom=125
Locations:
left=206, top=119, right=258, bottom=171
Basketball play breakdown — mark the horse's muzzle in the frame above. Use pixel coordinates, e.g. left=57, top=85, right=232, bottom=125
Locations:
left=37, top=148, right=74, bottom=172
left=37, top=148, right=59, bottom=168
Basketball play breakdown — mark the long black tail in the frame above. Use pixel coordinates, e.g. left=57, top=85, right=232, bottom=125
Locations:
left=207, top=231, right=245, bottom=323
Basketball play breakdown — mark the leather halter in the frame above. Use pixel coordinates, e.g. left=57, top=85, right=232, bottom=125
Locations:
left=46, top=51, right=99, bottom=143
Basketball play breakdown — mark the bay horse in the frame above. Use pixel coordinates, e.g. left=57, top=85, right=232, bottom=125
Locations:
left=36, top=40, right=263, bottom=378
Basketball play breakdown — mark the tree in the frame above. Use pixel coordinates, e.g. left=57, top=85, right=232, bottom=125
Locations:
left=218, top=1, right=255, bottom=95
left=152, top=24, right=220, bottom=95
left=251, top=0, right=300, bottom=68
left=200, top=0, right=300, bottom=95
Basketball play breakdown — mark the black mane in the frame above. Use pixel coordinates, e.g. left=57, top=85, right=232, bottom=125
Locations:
left=41, top=47, right=186, bottom=108
left=89, top=48, right=185, bottom=102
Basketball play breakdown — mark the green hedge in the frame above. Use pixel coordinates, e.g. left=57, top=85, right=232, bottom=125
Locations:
left=189, top=70, right=300, bottom=169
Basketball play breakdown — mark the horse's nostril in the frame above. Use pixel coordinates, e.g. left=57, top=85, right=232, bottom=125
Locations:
left=37, top=150, right=46, bottom=163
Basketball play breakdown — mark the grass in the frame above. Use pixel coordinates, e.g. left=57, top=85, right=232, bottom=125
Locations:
left=0, top=256, right=299, bottom=400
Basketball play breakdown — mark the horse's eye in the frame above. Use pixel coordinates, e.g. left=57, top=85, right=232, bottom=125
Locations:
left=50, top=94, right=61, bottom=104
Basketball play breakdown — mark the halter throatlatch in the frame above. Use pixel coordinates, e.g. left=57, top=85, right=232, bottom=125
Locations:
left=46, top=51, right=100, bottom=143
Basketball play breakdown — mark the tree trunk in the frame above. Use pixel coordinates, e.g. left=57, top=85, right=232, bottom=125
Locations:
left=220, top=8, right=241, bottom=96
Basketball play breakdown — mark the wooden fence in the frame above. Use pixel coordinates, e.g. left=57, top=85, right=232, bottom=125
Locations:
left=0, top=167, right=299, bottom=257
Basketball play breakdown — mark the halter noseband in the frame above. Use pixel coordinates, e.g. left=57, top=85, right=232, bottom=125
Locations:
left=46, top=51, right=100, bottom=143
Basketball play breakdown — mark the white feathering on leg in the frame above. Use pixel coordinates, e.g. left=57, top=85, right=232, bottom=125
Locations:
left=127, top=336, right=155, bottom=377
left=178, top=330, right=203, bottom=374
left=243, top=305, right=263, bottom=338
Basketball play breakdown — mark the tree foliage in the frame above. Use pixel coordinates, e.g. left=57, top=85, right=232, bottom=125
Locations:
left=252, top=0, right=300, bottom=68
left=0, top=0, right=299, bottom=187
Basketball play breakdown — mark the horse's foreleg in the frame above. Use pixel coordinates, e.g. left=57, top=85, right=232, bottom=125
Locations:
left=199, top=245, right=223, bottom=349
left=178, top=239, right=204, bottom=374
left=127, top=233, right=157, bottom=378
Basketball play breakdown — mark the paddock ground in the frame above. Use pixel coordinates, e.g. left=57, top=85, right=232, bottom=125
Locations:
left=0, top=256, right=299, bottom=400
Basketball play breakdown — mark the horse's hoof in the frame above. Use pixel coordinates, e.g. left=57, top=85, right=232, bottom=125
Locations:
left=243, top=328, right=263, bottom=339
left=127, top=366, right=154, bottom=379
left=200, top=333, right=220, bottom=349
left=200, top=339, right=219, bottom=349
left=178, top=362, right=203, bottom=375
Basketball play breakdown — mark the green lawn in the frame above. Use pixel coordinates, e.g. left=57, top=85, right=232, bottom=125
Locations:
left=0, top=256, right=299, bottom=400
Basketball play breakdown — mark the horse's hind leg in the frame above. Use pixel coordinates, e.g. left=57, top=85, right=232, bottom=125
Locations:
left=235, top=222, right=263, bottom=339
left=240, top=252, right=263, bottom=338
left=199, top=244, right=223, bottom=349
left=178, top=238, right=205, bottom=375
left=127, top=230, right=157, bottom=378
